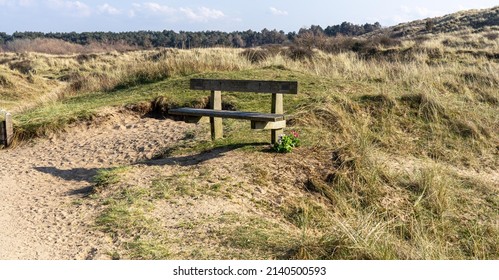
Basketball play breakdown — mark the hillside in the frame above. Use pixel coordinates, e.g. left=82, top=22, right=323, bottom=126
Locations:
left=364, top=6, right=499, bottom=38
left=0, top=15, right=498, bottom=259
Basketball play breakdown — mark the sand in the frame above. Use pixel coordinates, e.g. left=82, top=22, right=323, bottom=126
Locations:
left=0, top=109, right=191, bottom=259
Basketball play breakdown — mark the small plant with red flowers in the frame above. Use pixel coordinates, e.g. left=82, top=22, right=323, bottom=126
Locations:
left=273, top=130, right=301, bottom=153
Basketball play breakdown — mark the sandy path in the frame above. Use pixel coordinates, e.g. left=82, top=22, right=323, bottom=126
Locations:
left=0, top=109, right=191, bottom=259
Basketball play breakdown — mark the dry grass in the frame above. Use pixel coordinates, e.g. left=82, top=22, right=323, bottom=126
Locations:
left=2, top=38, right=138, bottom=54
left=1, top=29, right=498, bottom=259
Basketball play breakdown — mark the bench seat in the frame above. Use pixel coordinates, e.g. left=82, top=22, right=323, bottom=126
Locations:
left=169, top=108, right=285, bottom=122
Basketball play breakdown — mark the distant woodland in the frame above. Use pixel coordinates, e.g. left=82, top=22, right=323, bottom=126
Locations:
left=0, top=22, right=382, bottom=49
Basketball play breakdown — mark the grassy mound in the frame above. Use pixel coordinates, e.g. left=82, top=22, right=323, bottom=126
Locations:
left=1, top=30, right=497, bottom=259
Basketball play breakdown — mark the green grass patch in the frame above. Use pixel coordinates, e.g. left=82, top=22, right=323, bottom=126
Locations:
left=92, top=167, right=129, bottom=190
left=217, top=214, right=301, bottom=259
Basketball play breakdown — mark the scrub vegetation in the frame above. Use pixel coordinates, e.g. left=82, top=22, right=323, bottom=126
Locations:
left=1, top=7, right=497, bottom=259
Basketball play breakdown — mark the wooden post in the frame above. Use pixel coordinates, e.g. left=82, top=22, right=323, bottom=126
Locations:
left=271, top=93, right=284, bottom=144
left=0, top=120, right=4, bottom=147
left=1, top=112, right=13, bottom=148
left=210, top=90, right=223, bottom=140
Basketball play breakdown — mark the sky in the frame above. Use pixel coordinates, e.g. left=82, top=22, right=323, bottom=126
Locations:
left=0, top=0, right=497, bottom=34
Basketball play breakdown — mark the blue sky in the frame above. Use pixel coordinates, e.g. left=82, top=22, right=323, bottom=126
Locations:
left=0, top=0, right=497, bottom=33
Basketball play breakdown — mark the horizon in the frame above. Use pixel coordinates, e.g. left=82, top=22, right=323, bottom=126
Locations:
left=0, top=1, right=498, bottom=34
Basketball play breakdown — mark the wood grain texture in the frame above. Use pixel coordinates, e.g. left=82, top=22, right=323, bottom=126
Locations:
left=271, top=94, right=284, bottom=144
left=251, top=120, right=286, bottom=130
left=169, top=108, right=285, bottom=122
left=190, top=79, right=298, bottom=94
left=0, top=113, right=13, bottom=147
left=210, top=90, right=223, bottom=140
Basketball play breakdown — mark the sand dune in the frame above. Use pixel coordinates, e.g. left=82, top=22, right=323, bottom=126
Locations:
left=0, top=109, right=191, bottom=259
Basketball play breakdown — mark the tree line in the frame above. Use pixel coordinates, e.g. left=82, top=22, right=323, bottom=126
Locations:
left=0, top=22, right=382, bottom=49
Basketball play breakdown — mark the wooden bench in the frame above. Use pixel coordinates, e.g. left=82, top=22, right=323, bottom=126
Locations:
left=168, top=79, right=298, bottom=144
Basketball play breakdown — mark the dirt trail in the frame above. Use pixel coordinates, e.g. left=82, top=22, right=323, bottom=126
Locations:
left=0, top=109, right=191, bottom=259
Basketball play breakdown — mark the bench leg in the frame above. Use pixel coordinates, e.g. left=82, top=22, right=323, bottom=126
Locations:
left=210, top=117, right=223, bottom=140
left=271, top=93, right=284, bottom=144
left=210, top=90, right=223, bottom=140
left=271, top=129, right=283, bottom=144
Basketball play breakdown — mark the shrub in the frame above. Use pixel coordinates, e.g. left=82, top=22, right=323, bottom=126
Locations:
left=483, top=32, right=498, bottom=41
left=0, top=74, right=13, bottom=87
left=9, top=60, right=35, bottom=74
left=321, top=36, right=358, bottom=54
left=287, top=46, right=315, bottom=61
left=240, top=48, right=271, bottom=63
left=273, top=131, right=301, bottom=153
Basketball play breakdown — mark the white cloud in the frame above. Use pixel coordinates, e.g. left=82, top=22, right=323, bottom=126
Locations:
left=269, top=7, right=288, bottom=16
left=392, top=5, right=443, bottom=24
left=46, top=0, right=92, bottom=17
left=179, top=7, right=225, bottom=22
left=391, top=15, right=408, bottom=24
left=133, top=2, right=176, bottom=15
left=130, top=2, right=225, bottom=22
left=98, top=3, right=121, bottom=15
left=397, top=5, right=441, bottom=19
left=457, top=4, right=489, bottom=11
left=414, top=7, right=441, bottom=18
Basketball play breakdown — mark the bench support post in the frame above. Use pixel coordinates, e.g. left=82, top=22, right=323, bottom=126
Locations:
left=251, top=120, right=286, bottom=130
left=271, top=93, right=284, bottom=144
left=0, top=112, right=13, bottom=148
left=210, top=90, right=223, bottom=140
left=184, top=116, right=209, bottom=124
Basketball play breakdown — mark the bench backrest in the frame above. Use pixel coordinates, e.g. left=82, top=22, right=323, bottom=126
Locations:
left=190, top=79, right=298, bottom=94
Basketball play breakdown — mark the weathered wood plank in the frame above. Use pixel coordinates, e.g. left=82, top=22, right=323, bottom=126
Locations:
left=271, top=94, right=284, bottom=144
left=190, top=79, right=298, bottom=94
left=272, top=93, right=284, bottom=114
left=169, top=108, right=285, bottom=122
left=0, top=122, right=5, bottom=145
left=251, top=120, right=286, bottom=130
left=210, top=90, right=223, bottom=140
left=184, top=116, right=209, bottom=123
left=1, top=112, right=13, bottom=147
